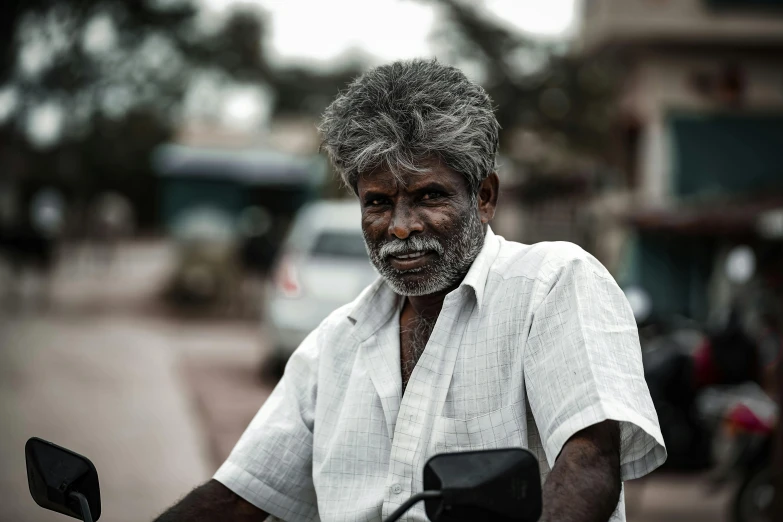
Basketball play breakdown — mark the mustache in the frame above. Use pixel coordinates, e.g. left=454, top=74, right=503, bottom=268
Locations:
left=377, top=235, right=444, bottom=258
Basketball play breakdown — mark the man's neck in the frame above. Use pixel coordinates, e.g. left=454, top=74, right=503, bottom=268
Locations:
left=403, top=281, right=461, bottom=320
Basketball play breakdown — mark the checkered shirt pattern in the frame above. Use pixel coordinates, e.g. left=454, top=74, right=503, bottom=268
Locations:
left=214, top=227, right=666, bottom=522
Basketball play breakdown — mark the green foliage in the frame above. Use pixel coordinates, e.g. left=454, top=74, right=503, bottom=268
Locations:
left=1, top=1, right=271, bottom=141
left=0, top=0, right=360, bottom=227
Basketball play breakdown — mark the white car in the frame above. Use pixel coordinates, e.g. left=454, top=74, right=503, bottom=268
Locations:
left=263, top=200, right=378, bottom=370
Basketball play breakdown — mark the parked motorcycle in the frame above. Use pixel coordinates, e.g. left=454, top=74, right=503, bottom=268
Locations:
left=25, top=437, right=542, bottom=522
left=709, top=385, right=778, bottom=522
left=639, top=304, right=763, bottom=471
left=626, top=246, right=772, bottom=471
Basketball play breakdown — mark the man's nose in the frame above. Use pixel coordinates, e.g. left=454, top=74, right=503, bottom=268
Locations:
left=388, top=204, right=423, bottom=240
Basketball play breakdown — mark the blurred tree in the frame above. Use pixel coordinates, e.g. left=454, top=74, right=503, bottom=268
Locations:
left=425, top=0, right=620, bottom=159
left=0, top=0, right=270, bottom=228
left=0, top=0, right=361, bottom=229
left=269, top=64, right=364, bottom=119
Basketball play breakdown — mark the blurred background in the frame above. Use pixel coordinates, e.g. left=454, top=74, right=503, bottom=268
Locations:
left=1, top=0, right=782, bottom=520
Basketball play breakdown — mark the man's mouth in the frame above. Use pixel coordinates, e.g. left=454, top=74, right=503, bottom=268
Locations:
left=388, top=250, right=435, bottom=270
left=393, top=251, right=427, bottom=260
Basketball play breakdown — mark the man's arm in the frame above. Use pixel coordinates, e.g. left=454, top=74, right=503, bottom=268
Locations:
left=154, top=479, right=269, bottom=522
left=540, top=420, right=621, bottom=522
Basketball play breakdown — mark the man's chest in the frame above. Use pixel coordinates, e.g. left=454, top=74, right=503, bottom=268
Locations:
left=309, top=289, right=549, bottom=518
left=399, top=330, right=417, bottom=392
left=311, top=317, right=538, bottom=511
left=316, top=298, right=532, bottom=442
left=399, top=313, right=438, bottom=392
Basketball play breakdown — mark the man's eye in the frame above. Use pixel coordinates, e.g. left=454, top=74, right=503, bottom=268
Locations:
left=422, top=192, right=443, bottom=201
left=367, top=198, right=388, bottom=206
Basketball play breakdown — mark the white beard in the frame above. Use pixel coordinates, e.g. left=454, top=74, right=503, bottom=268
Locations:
left=364, top=208, right=485, bottom=297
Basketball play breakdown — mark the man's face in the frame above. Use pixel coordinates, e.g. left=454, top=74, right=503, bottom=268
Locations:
left=357, top=160, right=487, bottom=297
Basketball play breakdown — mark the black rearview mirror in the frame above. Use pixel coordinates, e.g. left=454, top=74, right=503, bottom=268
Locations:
left=384, top=448, right=541, bottom=522
left=25, top=437, right=101, bottom=522
left=424, top=448, right=542, bottom=522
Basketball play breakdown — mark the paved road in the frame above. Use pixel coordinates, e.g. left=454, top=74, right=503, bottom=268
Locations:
left=0, top=240, right=254, bottom=522
left=0, top=314, right=212, bottom=522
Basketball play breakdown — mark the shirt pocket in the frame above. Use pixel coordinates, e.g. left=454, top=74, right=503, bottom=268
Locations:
left=429, top=400, right=526, bottom=455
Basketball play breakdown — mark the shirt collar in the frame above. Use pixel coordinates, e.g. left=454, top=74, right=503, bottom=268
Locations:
left=459, top=225, right=500, bottom=312
left=347, top=226, right=500, bottom=340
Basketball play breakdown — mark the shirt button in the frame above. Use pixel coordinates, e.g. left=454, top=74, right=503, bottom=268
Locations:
left=391, top=483, right=402, bottom=494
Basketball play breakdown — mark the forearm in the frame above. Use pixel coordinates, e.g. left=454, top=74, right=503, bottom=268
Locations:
left=154, top=479, right=269, bottom=522
left=540, top=421, right=622, bottom=522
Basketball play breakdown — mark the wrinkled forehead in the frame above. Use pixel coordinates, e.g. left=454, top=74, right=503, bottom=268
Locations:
left=356, top=157, right=466, bottom=193
left=357, top=168, right=427, bottom=191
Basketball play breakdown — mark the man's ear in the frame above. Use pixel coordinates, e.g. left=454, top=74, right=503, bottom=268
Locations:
left=477, top=172, right=499, bottom=224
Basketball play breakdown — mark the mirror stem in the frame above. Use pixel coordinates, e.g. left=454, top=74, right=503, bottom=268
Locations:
left=69, top=492, right=93, bottom=522
left=383, top=490, right=441, bottom=522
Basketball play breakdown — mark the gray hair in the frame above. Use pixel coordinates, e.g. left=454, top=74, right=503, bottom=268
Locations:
left=319, top=59, right=500, bottom=195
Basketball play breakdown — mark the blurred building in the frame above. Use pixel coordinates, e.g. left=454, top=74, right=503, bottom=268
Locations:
left=578, top=0, right=783, bottom=320
left=492, top=132, right=601, bottom=249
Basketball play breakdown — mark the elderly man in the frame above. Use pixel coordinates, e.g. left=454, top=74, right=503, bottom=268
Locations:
left=156, top=60, right=665, bottom=522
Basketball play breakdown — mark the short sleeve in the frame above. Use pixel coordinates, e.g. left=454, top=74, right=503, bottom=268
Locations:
left=214, top=328, right=320, bottom=522
left=523, top=249, right=666, bottom=481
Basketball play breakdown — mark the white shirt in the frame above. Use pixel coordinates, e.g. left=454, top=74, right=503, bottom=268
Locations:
left=214, top=227, right=666, bottom=522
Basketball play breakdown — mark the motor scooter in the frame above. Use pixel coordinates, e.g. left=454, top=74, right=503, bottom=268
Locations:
left=24, top=437, right=542, bottom=522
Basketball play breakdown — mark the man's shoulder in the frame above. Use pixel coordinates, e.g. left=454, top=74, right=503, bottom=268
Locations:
left=314, top=278, right=383, bottom=338
left=317, top=301, right=359, bottom=337
left=493, top=237, right=599, bottom=283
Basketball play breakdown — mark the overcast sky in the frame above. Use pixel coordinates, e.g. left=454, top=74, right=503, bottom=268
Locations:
left=200, top=0, right=580, bottom=66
